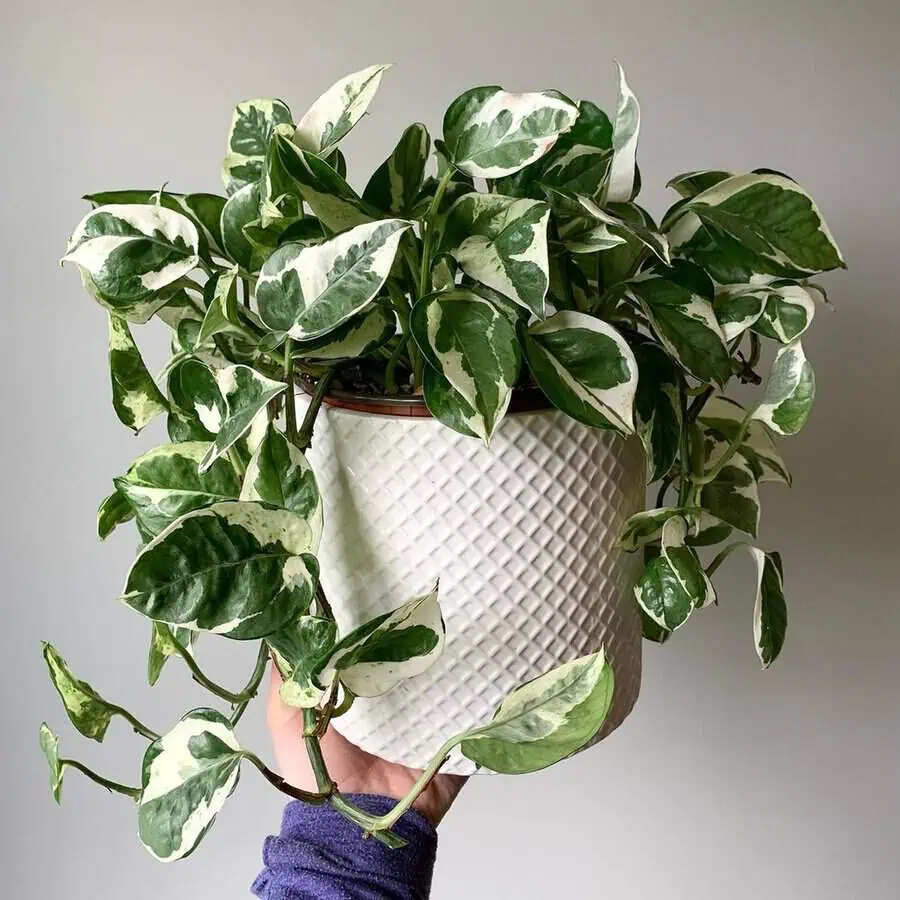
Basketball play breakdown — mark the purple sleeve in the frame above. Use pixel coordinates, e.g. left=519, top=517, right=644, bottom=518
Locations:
left=251, top=795, right=437, bottom=900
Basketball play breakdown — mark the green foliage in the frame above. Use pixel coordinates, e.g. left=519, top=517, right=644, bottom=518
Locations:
left=43, top=61, right=844, bottom=862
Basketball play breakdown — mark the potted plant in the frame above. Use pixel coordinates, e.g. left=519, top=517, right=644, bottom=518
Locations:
left=40, top=62, right=844, bottom=860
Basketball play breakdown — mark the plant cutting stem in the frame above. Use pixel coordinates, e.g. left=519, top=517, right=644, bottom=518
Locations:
left=242, top=752, right=331, bottom=805
left=107, top=704, right=159, bottom=742
left=296, top=369, right=336, bottom=452
left=227, top=448, right=246, bottom=479
left=418, top=167, right=455, bottom=297
left=60, top=759, right=141, bottom=800
left=169, top=639, right=258, bottom=706
left=230, top=642, right=270, bottom=726
left=705, top=541, right=750, bottom=578
left=283, top=337, right=298, bottom=442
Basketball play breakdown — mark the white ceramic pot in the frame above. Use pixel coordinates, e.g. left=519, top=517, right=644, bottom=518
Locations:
left=303, top=394, right=646, bottom=775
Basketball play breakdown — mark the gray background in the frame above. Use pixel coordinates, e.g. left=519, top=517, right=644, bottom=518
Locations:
left=4, top=1, right=899, bottom=897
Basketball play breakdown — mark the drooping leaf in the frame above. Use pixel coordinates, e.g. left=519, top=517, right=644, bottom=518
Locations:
left=166, top=358, right=225, bottom=442
left=410, top=288, right=521, bottom=442
left=63, top=204, right=199, bottom=306
left=713, top=284, right=769, bottom=340
left=220, top=181, right=264, bottom=271
left=752, top=283, right=816, bottom=343
left=114, top=442, right=242, bottom=538
left=363, top=123, right=430, bottom=216
left=749, top=548, right=787, bottom=667
left=293, top=64, right=391, bottom=156
left=39, top=723, right=64, bottom=804
left=666, top=170, right=732, bottom=199
left=97, top=487, right=135, bottom=540
left=442, top=192, right=551, bottom=318
left=269, top=616, right=338, bottom=708
left=633, top=342, right=682, bottom=481
left=199, top=365, right=286, bottom=472
left=522, top=311, right=637, bottom=434
left=240, top=424, right=323, bottom=548
left=122, top=500, right=318, bottom=639
left=256, top=219, right=410, bottom=341
left=421, top=365, right=480, bottom=439
left=319, top=585, right=445, bottom=698
left=460, top=649, right=614, bottom=774
left=42, top=643, right=118, bottom=742
left=292, top=303, right=396, bottom=362
left=197, top=267, right=241, bottom=343
left=443, top=86, right=578, bottom=179
left=138, top=709, right=242, bottom=861
left=700, top=454, right=761, bottom=537
left=752, top=340, right=815, bottom=436
left=222, top=98, right=293, bottom=195
left=147, top=622, right=195, bottom=686
left=107, top=314, right=169, bottom=432
left=667, top=173, right=846, bottom=276
left=605, top=63, right=640, bottom=203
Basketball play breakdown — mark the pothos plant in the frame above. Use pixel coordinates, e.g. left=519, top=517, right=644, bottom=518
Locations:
left=40, top=63, right=844, bottom=860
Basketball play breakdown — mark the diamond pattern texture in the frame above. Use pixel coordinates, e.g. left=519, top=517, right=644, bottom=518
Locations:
left=305, top=405, right=646, bottom=775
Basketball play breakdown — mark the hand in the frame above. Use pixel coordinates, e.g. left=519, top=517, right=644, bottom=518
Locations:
left=266, top=668, right=467, bottom=826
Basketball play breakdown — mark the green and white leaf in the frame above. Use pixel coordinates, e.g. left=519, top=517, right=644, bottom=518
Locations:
left=63, top=204, right=199, bottom=305
left=122, top=500, right=318, bottom=639
left=442, top=86, right=578, bottom=178
left=666, top=170, right=732, bottom=199
left=40, top=723, right=65, bottom=803
left=256, top=219, right=411, bottom=341
left=713, top=284, right=769, bottom=340
left=319, top=585, right=445, bottom=698
left=410, top=289, right=521, bottom=442
left=752, top=283, right=816, bottom=343
left=138, top=709, right=242, bottom=862
left=147, top=622, right=195, bottom=686
left=667, top=173, right=846, bottom=275
left=605, top=63, right=640, bottom=203
left=749, top=548, right=787, bottom=667
left=443, top=192, right=551, bottom=318
left=633, top=342, right=682, bottom=481
left=293, top=64, right=391, bottom=156
left=115, top=442, right=242, bottom=538
left=240, top=424, right=323, bottom=549
left=199, top=366, right=286, bottom=472
left=626, top=272, right=730, bottom=386
left=459, top=649, right=614, bottom=775
left=269, top=616, right=338, bottom=708
left=292, top=303, right=396, bottom=362
left=197, top=267, right=241, bottom=343
left=166, top=358, right=225, bottom=442
left=97, top=487, right=135, bottom=540
left=108, top=314, right=168, bottom=432
left=220, top=181, right=264, bottom=271
left=523, top=311, right=637, bottom=434
left=222, top=98, right=293, bottom=195
left=752, top=340, right=815, bottom=436
left=700, top=454, right=761, bottom=537
left=572, top=195, right=670, bottom=264
left=363, top=123, right=430, bottom=215
left=42, top=643, right=120, bottom=742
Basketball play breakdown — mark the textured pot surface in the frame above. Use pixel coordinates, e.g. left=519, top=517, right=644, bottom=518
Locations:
left=304, top=400, right=646, bottom=775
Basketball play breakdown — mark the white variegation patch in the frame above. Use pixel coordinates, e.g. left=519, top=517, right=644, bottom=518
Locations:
left=294, top=303, right=396, bottom=362
left=714, top=284, right=769, bottom=340
left=222, top=98, right=293, bottom=195
left=752, top=340, right=815, bottom=436
left=207, top=500, right=316, bottom=559
left=755, top=284, right=816, bottom=343
left=605, top=63, right=641, bottom=203
left=107, top=314, right=169, bottom=433
left=293, top=64, right=391, bottom=156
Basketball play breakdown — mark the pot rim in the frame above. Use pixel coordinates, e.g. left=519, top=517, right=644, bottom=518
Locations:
left=299, top=378, right=553, bottom=418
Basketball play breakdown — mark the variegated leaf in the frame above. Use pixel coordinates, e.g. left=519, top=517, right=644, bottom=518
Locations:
left=147, top=622, right=195, bottom=686
left=63, top=204, right=199, bottom=305
left=39, top=723, right=64, bottom=803
left=97, top=487, right=134, bottom=540
left=749, top=548, right=787, bottom=667
left=667, top=173, right=846, bottom=276
left=115, top=442, right=242, bottom=538
left=220, top=181, right=263, bottom=271
left=240, top=424, right=323, bottom=550
left=294, top=64, right=391, bottom=156
left=422, top=365, right=479, bottom=439
left=319, top=585, right=444, bottom=698
left=257, top=219, right=410, bottom=341
left=666, top=170, right=732, bottom=199
left=633, top=343, right=682, bottom=481
left=199, top=366, right=286, bottom=473
left=752, top=340, right=815, bottom=436
left=363, top=123, right=430, bottom=215
left=626, top=269, right=730, bottom=386
left=268, top=616, right=338, bottom=708
left=713, top=284, right=769, bottom=340
left=138, top=709, right=242, bottom=861
left=443, top=192, right=551, bottom=318
left=752, top=283, right=816, bottom=343
left=523, top=311, right=637, bottom=434
left=618, top=506, right=727, bottom=552
left=166, top=358, right=225, bottom=442
left=42, top=643, right=118, bottom=742
left=700, top=454, right=761, bottom=537
left=122, top=500, right=318, bottom=639
left=633, top=516, right=715, bottom=631
left=268, top=131, right=372, bottom=232
left=85, top=190, right=227, bottom=261
left=197, top=267, right=241, bottom=343
left=222, top=98, right=293, bottom=195
left=292, top=303, right=396, bottom=362
left=459, top=649, right=614, bottom=774
left=443, top=86, right=578, bottom=179
left=574, top=195, right=670, bottom=265
left=410, top=289, right=521, bottom=442
left=605, top=63, right=641, bottom=203
left=108, top=314, right=168, bottom=432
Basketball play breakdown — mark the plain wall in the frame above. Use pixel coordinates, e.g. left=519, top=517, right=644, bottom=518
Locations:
left=3, top=1, right=899, bottom=897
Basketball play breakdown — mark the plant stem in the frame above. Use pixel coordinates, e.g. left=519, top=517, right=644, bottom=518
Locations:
left=296, top=370, right=336, bottom=452
left=227, top=448, right=246, bottom=479
left=384, top=336, right=409, bottom=395
left=230, top=642, right=270, bottom=727
left=302, top=710, right=335, bottom=793
left=169, top=639, right=255, bottom=705
left=330, top=686, right=355, bottom=718
left=240, top=276, right=252, bottom=310
left=283, top=337, right=298, bottom=442
left=705, top=541, right=750, bottom=578
left=60, top=759, right=141, bottom=800
left=418, top=167, right=455, bottom=297
left=107, top=705, right=160, bottom=742
left=242, top=752, right=331, bottom=805
left=677, top=379, right=692, bottom=506
left=691, top=412, right=753, bottom=485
